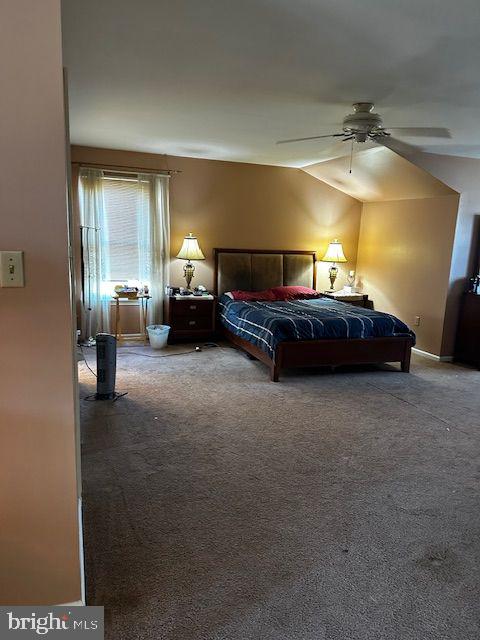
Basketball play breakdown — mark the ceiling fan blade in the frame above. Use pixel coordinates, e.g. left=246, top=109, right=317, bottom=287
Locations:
left=276, top=133, right=344, bottom=145
left=388, top=127, right=451, bottom=139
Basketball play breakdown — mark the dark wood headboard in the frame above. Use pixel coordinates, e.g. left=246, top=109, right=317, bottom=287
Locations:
left=213, top=248, right=316, bottom=295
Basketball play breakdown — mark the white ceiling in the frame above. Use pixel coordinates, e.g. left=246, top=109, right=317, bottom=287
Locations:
left=62, top=0, right=480, bottom=167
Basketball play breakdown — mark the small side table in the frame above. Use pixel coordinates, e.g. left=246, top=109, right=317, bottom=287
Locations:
left=113, top=295, right=151, bottom=343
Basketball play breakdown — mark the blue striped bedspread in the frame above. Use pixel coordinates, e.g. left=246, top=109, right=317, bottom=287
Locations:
left=219, top=295, right=415, bottom=356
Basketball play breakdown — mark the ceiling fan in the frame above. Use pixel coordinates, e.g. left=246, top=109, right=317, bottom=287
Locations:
left=276, top=102, right=450, bottom=171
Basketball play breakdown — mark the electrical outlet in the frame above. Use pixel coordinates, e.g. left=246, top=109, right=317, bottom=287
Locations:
left=413, top=315, right=421, bottom=326
left=0, top=251, right=25, bottom=287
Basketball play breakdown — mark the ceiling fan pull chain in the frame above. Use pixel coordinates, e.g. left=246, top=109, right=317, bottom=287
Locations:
left=349, top=139, right=354, bottom=174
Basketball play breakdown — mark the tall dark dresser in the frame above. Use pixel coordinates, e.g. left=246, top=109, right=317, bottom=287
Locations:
left=455, top=292, right=480, bottom=368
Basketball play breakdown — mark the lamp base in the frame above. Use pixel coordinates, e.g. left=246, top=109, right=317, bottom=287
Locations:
left=183, top=261, right=195, bottom=289
left=328, top=264, right=338, bottom=290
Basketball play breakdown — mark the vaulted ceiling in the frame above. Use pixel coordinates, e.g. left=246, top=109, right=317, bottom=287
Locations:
left=302, top=147, right=456, bottom=202
left=62, top=0, right=480, bottom=167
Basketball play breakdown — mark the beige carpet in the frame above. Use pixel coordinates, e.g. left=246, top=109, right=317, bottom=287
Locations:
left=79, top=342, right=480, bottom=640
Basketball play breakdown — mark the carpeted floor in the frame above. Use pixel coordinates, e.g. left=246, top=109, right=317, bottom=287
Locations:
left=79, top=342, right=480, bottom=640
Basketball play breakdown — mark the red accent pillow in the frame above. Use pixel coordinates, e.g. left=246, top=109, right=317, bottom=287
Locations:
left=230, top=289, right=277, bottom=301
left=270, top=286, right=320, bottom=300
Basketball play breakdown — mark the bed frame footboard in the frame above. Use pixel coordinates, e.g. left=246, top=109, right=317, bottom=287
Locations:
left=221, top=326, right=414, bottom=381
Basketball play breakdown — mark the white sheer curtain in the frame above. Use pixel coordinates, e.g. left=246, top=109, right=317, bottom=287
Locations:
left=138, top=173, right=170, bottom=324
left=79, top=168, right=111, bottom=338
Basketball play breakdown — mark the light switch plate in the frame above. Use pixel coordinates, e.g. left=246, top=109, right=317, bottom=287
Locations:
left=0, top=251, right=25, bottom=287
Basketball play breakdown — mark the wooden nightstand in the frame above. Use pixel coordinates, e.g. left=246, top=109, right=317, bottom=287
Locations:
left=322, top=292, right=372, bottom=308
left=165, top=295, right=216, bottom=342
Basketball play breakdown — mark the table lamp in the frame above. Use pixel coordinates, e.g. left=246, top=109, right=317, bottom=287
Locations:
left=321, top=239, right=347, bottom=291
left=176, top=233, right=205, bottom=290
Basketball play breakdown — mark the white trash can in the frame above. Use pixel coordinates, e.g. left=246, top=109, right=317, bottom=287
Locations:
left=147, top=325, right=170, bottom=349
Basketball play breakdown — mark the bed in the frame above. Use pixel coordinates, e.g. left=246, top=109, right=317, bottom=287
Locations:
left=214, top=248, right=415, bottom=381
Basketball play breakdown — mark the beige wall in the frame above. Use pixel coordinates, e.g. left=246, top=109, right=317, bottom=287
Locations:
left=356, top=195, right=459, bottom=355
left=70, top=147, right=463, bottom=356
left=304, top=146, right=462, bottom=356
left=402, top=153, right=480, bottom=356
left=71, top=146, right=363, bottom=332
left=0, top=0, right=82, bottom=604
left=375, top=142, right=480, bottom=356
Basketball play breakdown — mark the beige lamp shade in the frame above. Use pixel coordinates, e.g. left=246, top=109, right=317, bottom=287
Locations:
left=176, top=233, right=205, bottom=261
left=321, top=239, right=347, bottom=263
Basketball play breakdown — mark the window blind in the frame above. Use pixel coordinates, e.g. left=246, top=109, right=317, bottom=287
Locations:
left=102, top=177, right=150, bottom=281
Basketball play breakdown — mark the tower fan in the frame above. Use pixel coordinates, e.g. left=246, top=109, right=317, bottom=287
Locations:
left=95, top=333, right=117, bottom=399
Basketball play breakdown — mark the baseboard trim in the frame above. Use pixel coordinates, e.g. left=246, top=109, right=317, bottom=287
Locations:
left=412, top=347, right=453, bottom=362
left=78, top=497, right=86, bottom=605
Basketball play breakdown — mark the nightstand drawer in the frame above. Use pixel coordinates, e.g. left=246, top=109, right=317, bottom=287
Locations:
left=171, top=315, right=213, bottom=331
left=172, top=301, right=214, bottom=317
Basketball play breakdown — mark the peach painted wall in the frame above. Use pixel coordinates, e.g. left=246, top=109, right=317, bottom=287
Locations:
left=401, top=154, right=480, bottom=356
left=0, top=0, right=82, bottom=604
left=71, top=146, right=362, bottom=332
left=356, top=194, right=459, bottom=355
left=371, top=144, right=480, bottom=356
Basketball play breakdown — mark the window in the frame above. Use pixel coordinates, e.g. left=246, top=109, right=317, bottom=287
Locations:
left=102, top=176, right=150, bottom=289
left=79, top=166, right=170, bottom=334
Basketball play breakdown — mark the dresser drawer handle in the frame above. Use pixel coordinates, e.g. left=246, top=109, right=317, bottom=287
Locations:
left=189, top=305, right=197, bottom=310
left=188, top=320, right=196, bottom=326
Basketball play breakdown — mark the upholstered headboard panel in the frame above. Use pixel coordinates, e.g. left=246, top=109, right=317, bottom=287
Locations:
left=214, top=249, right=316, bottom=295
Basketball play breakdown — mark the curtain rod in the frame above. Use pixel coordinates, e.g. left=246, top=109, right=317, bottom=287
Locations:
left=73, top=161, right=181, bottom=176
